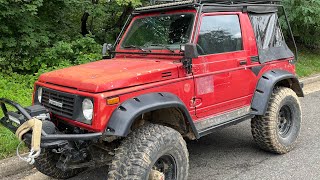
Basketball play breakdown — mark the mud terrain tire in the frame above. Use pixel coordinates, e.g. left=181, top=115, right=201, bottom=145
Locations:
left=251, top=87, right=302, bottom=154
left=35, top=150, right=85, bottom=179
left=108, top=123, right=189, bottom=180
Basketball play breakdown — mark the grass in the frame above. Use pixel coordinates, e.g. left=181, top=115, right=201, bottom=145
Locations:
left=0, top=48, right=319, bottom=160
left=296, top=48, right=320, bottom=77
left=0, top=74, right=33, bottom=159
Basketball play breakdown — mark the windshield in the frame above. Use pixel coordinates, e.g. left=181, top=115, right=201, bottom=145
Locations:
left=121, top=13, right=194, bottom=51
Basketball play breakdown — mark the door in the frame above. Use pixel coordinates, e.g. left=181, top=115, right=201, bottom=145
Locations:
left=193, top=12, right=256, bottom=118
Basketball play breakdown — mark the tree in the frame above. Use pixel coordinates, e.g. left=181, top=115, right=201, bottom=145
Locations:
left=0, top=0, right=147, bottom=73
left=283, top=0, right=320, bottom=48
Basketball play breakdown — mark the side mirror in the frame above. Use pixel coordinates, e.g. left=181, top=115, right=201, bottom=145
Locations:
left=102, top=43, right=113, bottom=59
left=184, top=43, right=199, bottom=59
left=181, top=43, right=198, bottom=74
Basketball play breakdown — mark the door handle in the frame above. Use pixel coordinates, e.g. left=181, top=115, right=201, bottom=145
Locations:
left=239, top=60, right=247, bottom=65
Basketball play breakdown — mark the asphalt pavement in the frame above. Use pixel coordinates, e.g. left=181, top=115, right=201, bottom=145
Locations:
left=2, top=85, right=320, bottom=180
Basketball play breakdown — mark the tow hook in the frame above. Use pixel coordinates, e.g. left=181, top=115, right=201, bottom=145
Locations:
left=15, top=118, right=43, bottom=164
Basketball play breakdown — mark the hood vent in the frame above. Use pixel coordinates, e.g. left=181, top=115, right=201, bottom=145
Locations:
left=162, top=71, right=172, bottom=78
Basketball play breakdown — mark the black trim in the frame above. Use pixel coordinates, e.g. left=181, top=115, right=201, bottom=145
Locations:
left=200, top=0, right=281, bottom=4
left=105, top=92, right=199, bottom=138
left=250, top=69, right=304, bottom=115
left=110, top=51, right=184, bottom=56
left=250, top=65, right=264, bottom=76
left=202, top=6, right=243, bottom=12
left=113, top=15, right=133, bottom=52
left=134, top=4, right=197, bottom=14
left=247, top=6, right=278, bottom=13
left=282, top=5, right=298, bottom=62
left=23, top=132, right=100, bottom=148
left=137, top=0, right=281, bottom=14
left=198, top=114, right=254, bottom=137
left=250, top=56, right=259, bottom=63
left=0, top=98, right=32, bottom=120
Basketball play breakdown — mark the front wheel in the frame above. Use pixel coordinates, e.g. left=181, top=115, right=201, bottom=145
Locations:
left=34, top=150, right=86, bottom=179
left=251, top=87, right=302, bottom=154
left=108, top=124, right=189, bottom=180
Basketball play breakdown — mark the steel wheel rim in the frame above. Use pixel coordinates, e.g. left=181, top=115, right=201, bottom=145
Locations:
left=278, top=105, right=293, bottom=138
left=151, top=154, right=177, bottom=180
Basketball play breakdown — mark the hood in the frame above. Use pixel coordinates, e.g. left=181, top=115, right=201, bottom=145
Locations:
left=38, top=58, right=179, bottom=93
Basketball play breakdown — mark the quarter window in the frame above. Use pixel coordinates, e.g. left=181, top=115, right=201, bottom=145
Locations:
left=197, top=15, right=243, bottom=55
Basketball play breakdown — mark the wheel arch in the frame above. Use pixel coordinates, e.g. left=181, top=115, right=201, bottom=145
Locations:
left=251, top=69, right=304, bottom=115
left=104, top=92, right=199, bottom=139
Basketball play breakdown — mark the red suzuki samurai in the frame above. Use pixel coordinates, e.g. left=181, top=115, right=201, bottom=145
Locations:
left=0, top=0, right=304, bottom=179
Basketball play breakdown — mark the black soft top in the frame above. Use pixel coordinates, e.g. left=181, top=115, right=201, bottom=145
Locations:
left=134, top=0, right=281, bottom=14
left=131, top=0, right=296, bottom=63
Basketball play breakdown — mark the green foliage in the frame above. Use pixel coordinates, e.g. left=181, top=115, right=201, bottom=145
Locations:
left=0, top=0, right=147, bottom=73
left=0, top=0, right=71, bottom=73
left=37, top=37, right=101, bottom=68
left=283, top=0, right=320, bottom=48
left=0, top=73, right=32, bottom=159
left=0, top=0, right=319, bottom=76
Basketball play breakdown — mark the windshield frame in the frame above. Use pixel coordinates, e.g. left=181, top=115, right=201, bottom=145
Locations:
left=116, top=10, right=197, bottom=55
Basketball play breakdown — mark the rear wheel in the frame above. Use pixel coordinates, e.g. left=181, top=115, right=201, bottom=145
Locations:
left=108, top=123, right=189, bottom=180
left=251, top=87, right=302, bottom=154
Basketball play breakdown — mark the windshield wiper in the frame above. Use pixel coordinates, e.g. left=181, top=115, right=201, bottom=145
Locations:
left=123, top=45, right=151, bottom=53
left=150, top=44, right=175, bottom=53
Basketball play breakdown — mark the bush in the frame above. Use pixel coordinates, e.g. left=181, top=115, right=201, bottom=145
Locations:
left=283, top=0, right=320, bottom=48
left=36, top=37, right=101, bottom=69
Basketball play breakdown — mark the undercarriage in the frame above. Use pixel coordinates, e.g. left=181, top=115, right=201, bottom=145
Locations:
left=0, top=98, right=115, bottom=171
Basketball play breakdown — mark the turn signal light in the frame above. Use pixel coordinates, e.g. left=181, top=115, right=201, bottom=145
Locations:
left=107, top=97, right=120, bottom=105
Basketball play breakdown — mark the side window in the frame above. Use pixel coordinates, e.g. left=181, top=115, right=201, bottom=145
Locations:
left=197, top=15, right=243, bottom=55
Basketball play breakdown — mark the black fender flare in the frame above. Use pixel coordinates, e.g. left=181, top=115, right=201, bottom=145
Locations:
left=251, top=69, right=304, bottom=115
left=105, top=92, right=199, bottom=138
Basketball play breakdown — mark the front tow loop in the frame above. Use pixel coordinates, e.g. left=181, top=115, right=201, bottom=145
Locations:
left=15, top=118, right=43, bottom=164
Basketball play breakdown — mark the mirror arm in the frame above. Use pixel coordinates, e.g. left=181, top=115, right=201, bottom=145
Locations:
left=182, top=58, right=192, bottom=74
left=102, top=43, right=114, bottom=59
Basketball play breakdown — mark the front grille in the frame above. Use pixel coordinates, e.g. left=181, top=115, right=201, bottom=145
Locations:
left=41, top=88, right=75, bottom=119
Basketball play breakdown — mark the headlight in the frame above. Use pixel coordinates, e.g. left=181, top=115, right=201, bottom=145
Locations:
left=82, top=98, right=94, bottom=121
left=37, top=87, right=43, bottom=103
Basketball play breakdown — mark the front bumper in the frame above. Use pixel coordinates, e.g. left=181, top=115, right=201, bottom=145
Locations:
left=0, top=98, right=102, bottom=148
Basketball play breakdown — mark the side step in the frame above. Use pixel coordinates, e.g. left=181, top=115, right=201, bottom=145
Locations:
left=195, top=106, right=254, bottom=138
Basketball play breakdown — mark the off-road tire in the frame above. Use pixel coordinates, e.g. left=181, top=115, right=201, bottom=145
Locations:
left=108, top=123, right=189, bottom=180
left=251, top=87, right=302, bottom=154
left=35, top=150, right=85, bottom=179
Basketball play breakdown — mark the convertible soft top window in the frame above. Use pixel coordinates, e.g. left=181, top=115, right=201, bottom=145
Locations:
left=249, top=13, right=294, bottom=63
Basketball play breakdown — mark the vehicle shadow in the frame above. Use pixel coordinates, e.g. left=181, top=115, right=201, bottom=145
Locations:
left=68, top=120, right=275, bottom=180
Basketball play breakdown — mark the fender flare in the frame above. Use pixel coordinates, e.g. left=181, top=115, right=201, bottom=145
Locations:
left=251, top=69, right=304, bottom=115
left=105, top=92, right=199, bottom=138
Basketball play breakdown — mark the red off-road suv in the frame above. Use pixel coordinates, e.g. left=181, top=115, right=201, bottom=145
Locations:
left=0, top=0, right=304, bottom=179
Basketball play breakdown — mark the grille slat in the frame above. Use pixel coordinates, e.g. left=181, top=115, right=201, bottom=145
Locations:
left=42, top=96, right=74, bottom=107
left=42, top=103, right=74, bottom=116
left=41, top=88, right=75, bottom=119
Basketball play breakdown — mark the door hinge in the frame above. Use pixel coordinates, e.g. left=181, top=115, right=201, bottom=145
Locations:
left=190, top=97, right=202, bottom=108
